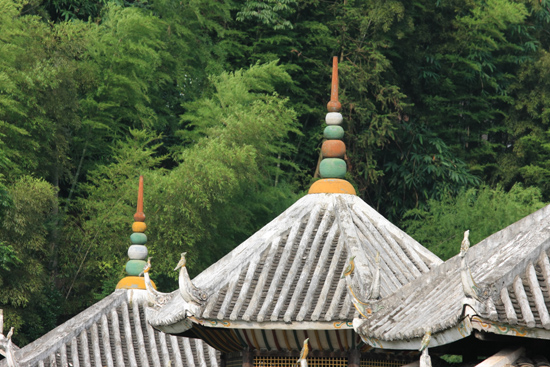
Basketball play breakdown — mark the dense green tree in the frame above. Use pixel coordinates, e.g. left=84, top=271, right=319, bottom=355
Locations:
left=404, top=184, right=545, bottom=260
left=398, top=0, right=531, bottom=179
left=61, top=62, right=299, bottom=310
left=3, top=0, right=550, bottom=348
left=0, top=177, right=57, bottom=345
left=382, top=121, right=481, bottom=219
left=496, top=49, right=550, bottom=200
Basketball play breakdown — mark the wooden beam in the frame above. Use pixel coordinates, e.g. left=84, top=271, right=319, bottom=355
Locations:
left=539, top=252, right=550, bottom=302
left=474, top=347, right=524, bottom=367
left=311, top=234, right=345, bottom=321
left=272, top=205, right=323, bottom=322
left=79, top=330, right=91, bottom=367
left=526, top=263, right=550, bottom=329
left=120, top=302, right=138, bottom=367
left=170, top=335, right=184, bottom=366
left=298, top=222, right=338, bottom=321
left=110, top=307, right=125, bottom=367
left=513, top=276, right=535, bottom=328
left=182, top=337, right=196, bottom=367
left=132, top=301, right=150, bottom=367
left=242, top=238, right=281, bottom=321
left=70, top=337, right=80, bottom=367
left=286, top=207, right=333, bottom=322
left=100, top=314, right=114, bottom=367
left=500, top=288, right=517, bottom=325
left=256, top=218, right=304, bottom=322
left=231, top=250, right=262, bottom=321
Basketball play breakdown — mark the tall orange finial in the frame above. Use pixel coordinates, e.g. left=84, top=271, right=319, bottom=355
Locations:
left=116, top=175, right=149, bottom=289
left=327, top=56, right=342, bottom=112
left=308, top=56, right=356, bottom=195
left=134, top=175, right=145, bottom=222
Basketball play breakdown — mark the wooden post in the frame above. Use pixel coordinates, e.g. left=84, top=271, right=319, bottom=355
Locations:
left=474, top=347, right=524, bottom=367
left=243, top=349, right=254, bottom=367
left=348, top=349, right=360, bottom=367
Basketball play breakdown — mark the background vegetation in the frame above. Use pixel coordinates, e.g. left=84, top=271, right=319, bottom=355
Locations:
left=1, top=0, right=550, bottom=345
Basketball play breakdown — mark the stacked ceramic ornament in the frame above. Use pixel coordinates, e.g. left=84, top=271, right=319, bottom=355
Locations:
left=320, top=56, right=347, bottom=179
left=126, top=176, right=148, bottom=276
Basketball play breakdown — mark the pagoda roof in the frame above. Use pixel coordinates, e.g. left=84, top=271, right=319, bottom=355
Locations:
left=0, top=290, right=220, bottom=367
left=354, top=203, right=550, bottom=350
left=148, top=193, right=442, bottom=333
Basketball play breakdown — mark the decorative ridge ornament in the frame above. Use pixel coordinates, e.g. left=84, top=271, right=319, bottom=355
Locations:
left=419, top=328, right=432, bottom=367
left=0, top=310, right=19, bottom=367
left=342, top=256, right=382, bottom=318
left=369, top=252, right=381, bottom=300
left=116, top=175, right=149, bottom=290
left=139, top=258, right=172, bottom=310
left=175, top=252, right=208, bottom=307
left=309, top=56, right=356, bottom=195
left=459, top=230, right=484, bottom=301
left=296, top=338, right=309, bottom=367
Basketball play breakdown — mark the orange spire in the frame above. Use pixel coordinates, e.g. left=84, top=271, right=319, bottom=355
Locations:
left=134, top=175, right=145, bottom=222
left=327, top=56, right=342, bottom=112
left=308, top=56, right=356, bottom=195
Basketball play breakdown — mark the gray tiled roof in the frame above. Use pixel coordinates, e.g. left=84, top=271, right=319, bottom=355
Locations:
left=1, top=290, right=220, bottom=367
left=149, top=193, right=442, bottom=330
left=355, top=203, right=550, bottom=344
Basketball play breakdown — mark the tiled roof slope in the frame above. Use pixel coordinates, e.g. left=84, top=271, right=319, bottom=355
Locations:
left=354, top=203, right=550, bottom=347
left=149, top=193, right=442, bottom=330
left=1, top=290, right=220, bottom=367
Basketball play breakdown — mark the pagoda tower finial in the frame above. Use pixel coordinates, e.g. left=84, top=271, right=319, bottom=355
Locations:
left=134, top=176, right=145, bottom=222
left=309, top=56, right=356, bottom=195
left=327, top=56, right=341, bottom=112
left=116, top=175, right=149, bottom=289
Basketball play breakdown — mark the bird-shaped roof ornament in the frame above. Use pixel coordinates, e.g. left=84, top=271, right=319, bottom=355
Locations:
left=342, top=256, right=382, bottom=318
left=341, top=256, right=356, bottom=278
left=295, top=338, right=309, bottom=367
left=175, top=252, right=208, bottom=307
left=460, top=230, right=470, bottom=256
left=140, top=258, right=172, bottom=310
left=0, top=320, right=19, bottom=367
left=458, top=230, right=485, bottom=300
left=419, top=328, right=432, bottom=367
left=369, top=252, right=381, bottom=300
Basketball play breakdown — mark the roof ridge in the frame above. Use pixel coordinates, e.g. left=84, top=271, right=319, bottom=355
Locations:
left=14, top=290, right=128, bottom=364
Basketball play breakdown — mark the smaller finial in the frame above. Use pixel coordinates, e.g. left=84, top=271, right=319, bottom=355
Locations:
left=116, top=175, right=149, bottom=289
left=134, top=175, right=145, bottom=222
left=327, top=56, right=341, bottom=112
